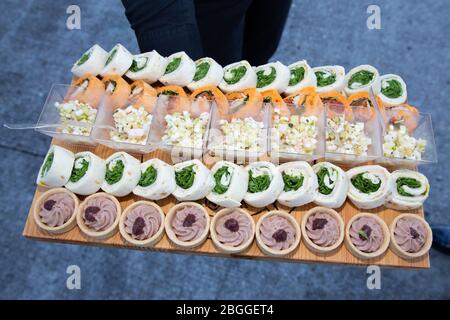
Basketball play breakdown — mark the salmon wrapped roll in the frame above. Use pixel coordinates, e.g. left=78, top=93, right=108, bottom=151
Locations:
left=225, top=88, right=263, bottom=119
left=129, top=80, right=157, bottom=113
left=319, top=91, right=352, bottom=121
left=348, top=92, right=382, bottom=122
left=191, top=86, right=229, bottom=116
left=156, top=85, right=187, bottom=97
left=69, top=74, right=104, bottom=108
left=102, top=75, right=131, bottom=110
left=262, top=90, right=285, bottom=107
left=283, top=86, right=320, bottom=116
left=156, top=85, right=189, bottom=113
left=382, top=103, right=419, bottom=132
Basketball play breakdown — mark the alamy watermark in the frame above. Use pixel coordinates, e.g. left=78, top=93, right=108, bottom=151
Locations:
left=66, top=5, right=81, bottom=30
left=366, top=265, right=381, bottom=290
left=66, top=265, right=81, bottom=290
left=367, top=5, right=381, bottom=30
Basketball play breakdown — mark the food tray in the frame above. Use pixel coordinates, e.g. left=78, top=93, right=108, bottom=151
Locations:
left=23, top=140, right=429, bottom=269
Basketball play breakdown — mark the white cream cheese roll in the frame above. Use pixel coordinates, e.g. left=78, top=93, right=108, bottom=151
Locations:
left=219, top=60, right=257, bottom=93
left=386, top=169, right=429, bottom=210
left=344, top=64, right=381, bottom=96
left=159, top=51, right=196, bottom=86
left=206, top=161, right=249, bottom=208
left=347, top=165, right=392, bottom=209
left=313, top=162, right=348, bottom=208
left=101, top=152, right=141, bottom=197
left=100, top=43, right=133, bottom=76
left=133, top=158, right=176, bottom=200
left=313, top=65, right=346, bottom=93
left=277, top=161, right=318, bottom=208
left=378, top=74, right=408, bottom=106
left=125, top=50, right=167, bottom=84
left=244, top=162, right=283, bottom=208
left=255, top=61, right=290, bottom=93
left=284, top=60, right=317, bottom=95
left=65, top=152, right=105, bottom=195
left=173, top=159, right=214, bottom=201
left=36, top=145, right=75, bottom=188
left=187, top=57, right=223, bottom=91
left=71, top=44, right=108, bottom=77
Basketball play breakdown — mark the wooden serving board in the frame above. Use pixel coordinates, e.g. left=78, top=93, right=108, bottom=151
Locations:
left=23, top=140, right=429, bottom=268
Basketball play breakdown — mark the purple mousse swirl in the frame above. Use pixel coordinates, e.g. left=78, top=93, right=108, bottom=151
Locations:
left=215, top=210, right=253, bottom=247
left=349, top=216, right=384, bottom=253
left=394, top=217, right=428, bottom=253
left=306, top=212, right=340, bottom=247
left=83, top=195, right=117, bottom=232
left=39, top=192, right=75, bottom=227
left=260, top=215, right=296, bottom=251
left=124, top=204, right=162, bottom=241
left=171, top=206, right=207, bottom=242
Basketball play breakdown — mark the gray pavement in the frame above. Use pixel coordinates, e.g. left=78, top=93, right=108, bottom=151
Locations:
left=0, top=0, right=449, bottom=299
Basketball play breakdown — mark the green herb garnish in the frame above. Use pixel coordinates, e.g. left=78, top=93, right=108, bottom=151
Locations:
left=315, top=70, right=336, bottom=87
left=69, top=158, right=89, bottom=183
left=381, top=79, right=403, bottom=98
left=248, top=169, right=271, bottom=193
left=105, top=47, right=118, bottom=66
left=396, top=177, right=422, bottom=197
left=212, top=166, right=232, bottom=194
left=158, top=90, right=178, bottom=96
left=358, top=230, right=369, bottom=241
left=129, top=57, right=148, bottom=73
left=282, top=172, right=304, bottom=192
left=289, top=67, right=305, bottom=86
left=317, top=166, right=334, bottom=195
left=164, top=57, right=181, bottom=74
left=193, top=62, right=210, bottom=81
left=348, top=70, right=374, bottom=89
left=76, top=50, right=91, bottom=66
left=351, top=172, right=381, bottom=194
left=256, top=67, right=276, bottom=88
left=175, top=164, right=195, bottom=189
left=105, top=159, right=124, bottom=185
left=138, top=165, right=157, bottom=187
left=224, top=66, right=247, bottom=85
left=40, top=152, right=54, bottom=177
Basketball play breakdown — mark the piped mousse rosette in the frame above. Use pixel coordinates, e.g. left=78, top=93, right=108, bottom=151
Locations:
left=172, top=159, right=214, bottom=201
left=33, top=188, right=79, bottom=234
left=65, top=151, right=105, bottom=195
left=277, top=161, right=318, bottom=208
left=301, top=207, right=344, bottom=254
left=119, top=200, right=165, bottom=247
left=210, top=208, right=255, bottom=253
left=101, top=152, right=141, bottom=197
left=256, top=211, right=301, bottom=257
left=244, top=162, right=284, bottom=208
left=346, top=165, right=392, bottom=209
left=133, top=158, right=176, bottom=201
left=77, top=192, right=121, bottom=240
left=36, top=145, right=74, bottom=188
left=390, top=214, right=432, bottom=260
left=386, top=169, right=429, bottom=210
left=312, top=162, right=348, bottom=209
left=165, top=202, right=210, bottom=249
left=345, top=213, right=390, bottom=260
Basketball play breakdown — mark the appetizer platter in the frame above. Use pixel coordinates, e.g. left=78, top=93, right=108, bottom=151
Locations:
left=21, top=43, right=437, bottom=268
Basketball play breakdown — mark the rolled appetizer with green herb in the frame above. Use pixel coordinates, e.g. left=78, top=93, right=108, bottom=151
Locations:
left=101, top=152, right=141, bottom=197
left=313, top=65, right=346, bottom=93
left=254, top=61, right=290, bottom=93
left=71, top=44, right=108, bottom=77
left=206, top=161, right=249, bottom=208
left=65, top=152, right=105, bottom=195
left=36, top=145, right=75, bottom=188
left=159, top=51, right=196, bottom=86
left=125, top=50, right=167, bottom=84
left=244, top=162, right=283, bottom=208
left=133, top=158, right=176, bottom=201
left=100, top=43, right=133, bottom=77
left=172, top=159, right=214, bottom=201
left=344, top=65, right=381, bottom=96
left=187, top=57, right=223, bottom=91
left=277, top=161, right=318, bottom=208
left=284, top=60, right=317, bottom=95
left=347, top=165, right=391, bottom=209
left=378, top=74, right=408, bottom=106
left=312, top=162, right=348, bottom=208
left=219, top=60, right=257, bottom=93
left=386, top=169, right=429, bottom=210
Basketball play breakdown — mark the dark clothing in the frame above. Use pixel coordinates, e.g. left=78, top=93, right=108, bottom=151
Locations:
left=121, top=0, right=292, bottom=65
